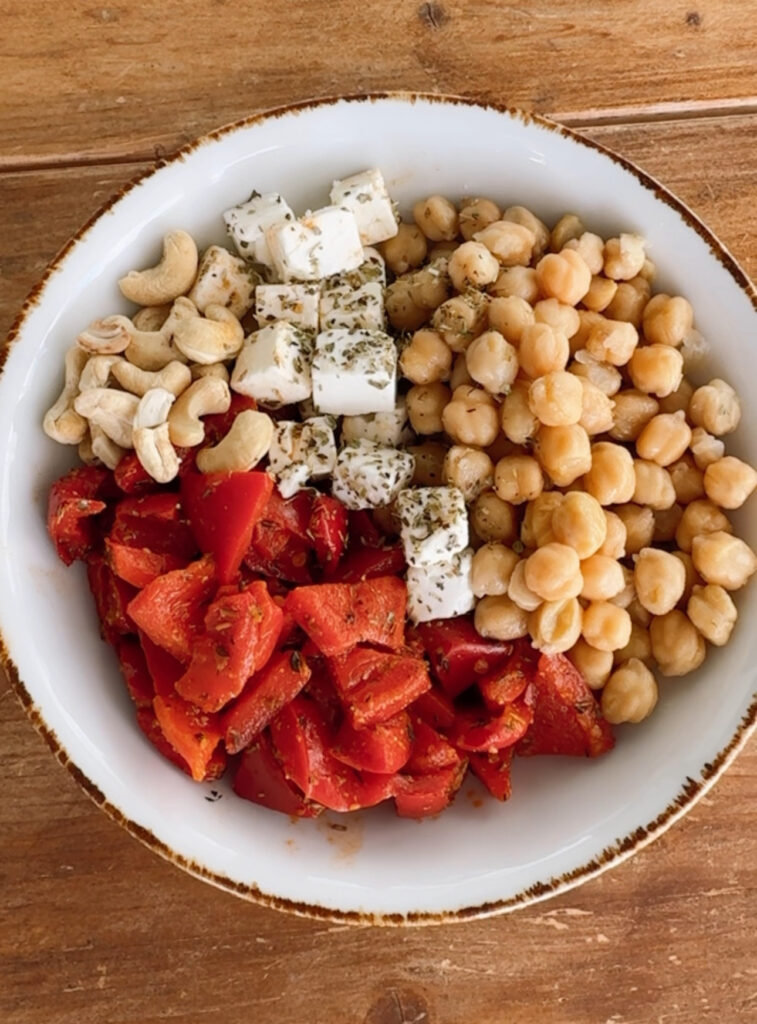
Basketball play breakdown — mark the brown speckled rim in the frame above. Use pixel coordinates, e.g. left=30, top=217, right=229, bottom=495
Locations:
left=3, top=92, right=757, bottom=926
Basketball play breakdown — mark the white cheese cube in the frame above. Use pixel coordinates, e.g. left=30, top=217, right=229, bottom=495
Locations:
left=230, top=322, right=312, bottom=405
left=312, top=328, right=397, bottom=416
left=188, top=245, right=261, bottom=318
left=331, top=439, right=415, bottom=510
left=267, top=416, right=337, bottom=498
left=396, top=486, right=469, bottom=568
left=319, top=281, right=385, bottom=331
left=223, top=192, right=295, bottom=268
left=329, top=168, right=399, bottom=246
left=326, top=248, right=386, bottom=291
left=341, top=394, right=413, bottom=447
left=255, top=283, right=320, bottom=330
left=406, top=549, right=476, bottom=623
left=266, top=206, right=363, bottom=282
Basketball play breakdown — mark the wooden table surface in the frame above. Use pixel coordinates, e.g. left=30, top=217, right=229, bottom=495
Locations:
left=3, top=3, right=757, bottom=1021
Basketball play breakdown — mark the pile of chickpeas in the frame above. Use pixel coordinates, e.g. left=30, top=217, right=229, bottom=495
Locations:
left=380, top=194, right=757, bottom=727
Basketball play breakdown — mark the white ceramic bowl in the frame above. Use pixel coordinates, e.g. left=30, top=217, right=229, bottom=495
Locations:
left=2, top=95, right=756, bottom=924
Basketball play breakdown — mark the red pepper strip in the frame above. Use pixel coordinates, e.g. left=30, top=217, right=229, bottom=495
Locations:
left=233, top=732, right=322, bottom=818
left=115, top=638, right=153, bottom=709
left=223, top=649, right=312, bottom=754
left=469, top=747, right=515, bottom=801
left=106, top=538, right=186, bottom=589
left=286, top=576, right=406, bottom=656
left=393, top=760, right=468, bottom=819
left=308, top=494, right=349, bottom=572
left=404, top=715, right=460, bottom=774
left=86, top=557, right=138, bottom=645
left=416, top=616, right=515, bottom=698
left=449, top=691, right=535, bottom=754
left=47, top=466, right=110, bottom=565
left=325, top=544, right=406, bottom=584
left=137, top=706, right=226, bottom=781
left=478, top=640, right=537, bottom=710
left=330, top=710, right=412, bottom=775
left=152, top=691, right=224, bottom=782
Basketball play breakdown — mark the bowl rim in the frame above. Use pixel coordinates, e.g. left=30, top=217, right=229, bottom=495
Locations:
left=3, top=90, right=757, bottom=926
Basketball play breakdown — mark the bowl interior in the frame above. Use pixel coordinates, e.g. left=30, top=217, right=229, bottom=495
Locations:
left=1, top=96, right=755, bottom=921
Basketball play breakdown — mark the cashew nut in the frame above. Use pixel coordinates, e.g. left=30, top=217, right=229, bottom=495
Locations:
left=77, top=316, right=131, bottom=354
left=112, top=359, right=192, bottom=397
left=134, top=387, right=176, bottom=429
left=168, top=376, right=231, bottom=447
left=43, top=345, right=89, bottom=444
left=188, top=244, right=260, bottom=318
left=90, top=422, right=126, bottom=470
left=190, top=362, right=230, bottom=383
left=132, top=304, right=172, bottom=332
left=79, top=354, right=125, bottom=391
left=73, top=387, right=140, bottom=448
left=122, top=306, right=188, bottom=371
left=118, top=230, right=199, bottom=306
left=132, top=388, right=180, bottom=484
left=171, top=299, right=245, bottom=364
left=196, top=409, right=274, bottom=473
left=78, top=429, right=97, bottom=465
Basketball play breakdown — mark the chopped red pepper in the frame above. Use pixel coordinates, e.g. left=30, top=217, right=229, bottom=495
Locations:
left=106, top=538, right=186, bottom=589
left=86, top=557, right=138, bottom=645
left=469, top=747, right=515, bottom=801
left=115, top=638, right=153, bottom=709
left=308, top=494, right=349, bottom=572
left=113, top=452, right=160, bottom=495
left=326, top=543, right=406, bottom=583
left=394, top=760, right=467, bottom=819
left=449, top=690, right=535, bottom=753
left=47, top=466, right=109, bottom=565
left=222, top=648, right=312, bottom=754
left=286, top=576, right=406, bottom=656
left=478, top=640, right=537, bottom=709
left=149, top=694, right=225, bottom=782
left=233, top=732, right=322, bottom=818
left=410, top=687, right=456, bottom=731
left=330, top=710, right=412, bottom=775
left=404, top=715, right=460, bottom=774
left=328, top=646, right=431, bottom=728
left=417, top=616, right=515, bottom=698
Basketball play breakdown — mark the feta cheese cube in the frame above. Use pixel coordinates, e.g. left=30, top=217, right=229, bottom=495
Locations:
left=331, top=439, right=415, bottom=510
left=406, top=549, right=476, bottom=623
left=266, top=206, right=363, bottom=282
left=329, top=168, right=399, bottom=246
left=326, top=248, right=386, bottom=291
left=267, top=415, right=337, bottom=498
left=230, top=322, right=313, bottom=405
left=188, top=245, right=261, bottom=318
left=223, top=192, right=295, bottom=268
left=341, top=394, right=413, bottom=447
left=312, top=328, right=397, bottom=416
left=396, top=486, right=469, bottom=568
left=255, top=283, right=320, bottom=330
left=319, top=280, right=385, bottom=331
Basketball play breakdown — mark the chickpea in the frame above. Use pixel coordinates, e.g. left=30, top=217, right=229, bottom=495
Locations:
left=503, top=205, right=550, bottom=259
left=518, top=324, right=570, bottom=378
left=488, top=266, right=540, bottom=303
left=487, top=295, right=535, bottom=344
left=580, top=554, right=626, bottom=601
left=686, top=584, right=738, bottom=646
left=533, top=298, right=580, bottom=339
left=474, top=594, right=529, bottom=641
left=635, top=410, right=692, bottom=466
left=632, top=460, right=676, bottom=510
left=610, top=565, right=636, bottom=610
left=447, top=241, right=500, bottom=292
left=524, top=543, right=582, bottom=602
left=671, top=549, right=700, bottom=607
left=583, top=442, right=636, bottom=505
left=603, top=234, right=646, bottom=281
left=471, top=490, right=518, bottom=544
left=443, top=445, right=494, bottom=502
left=567, top=638, right=614, bottom=690
left=601, top=659, right=658, bottom=724
left=610, top=389, right=659, bottom=443
left=500, top=379, right=539, bottom=445
left=527, top=371, right=583, bottom=427
left=474, top=219, right=535, bottom=267
left=582, top=601, right=633, bottom=652
left=585, top=317, right=639, bottom=367
left=627, top=344, right=684, bottom=397
left=536, top=423, right=592, bottom=487
left=703, top=456, right=757, bottom=509
left=549, top=213, right=584, bottom=251
left=471, top=543, right=519, bottom=598
left=449, top=352, right=474, bottom=390
left=399, top=328, right=452, bottom=384
left=569, top=354, right=622, bottom=396
left=691, top=531, right=757, bottom=590
left=408, top=261, right=452, bottom=312
left=614, top=623, right=653, bottom=667
left=627, top=596, right=651, bottom=627
left=406, top=382, right=450, bottom=435
left=582, top=274, right=619, bottom=313
left=675, top=499, right=732, bottom=553
left=578, top=378, right=615, bottom=435
left=508, top=559, right=542, bottom=611
left=535, top=249, right=592, bottom=306
left=551, top=491, right=607, bottom=559
left=380, top=222, right=427, bottom=275
left=653, top=503, right=683, bottom=544
left=633, top=547, right=686, bottom=615
left=465, top=330, right=519, bottom=395
left=563, top=231, right=605, bottom=275
left=494, top=454, right=544, bottom=505
left=432, top=292, right=489, bottom=352
left=657, top=377, right=694, bottom=416
left=642, top=293, right=694, bottom=347
left=385, top=278, right=428, bottom=331
left=649, top=610, right=706, bottom=677
left=689, top=427, right=725, bottom=470
left=520, top=491, right=564, bottom=548
left=598, top=511, right=627, bottom=559
left=604, top=276, right=651, bottom=328
left=407, top=441, right=448, bottom=486
left=459, top=197, right=502, bottom=242
left=413, top=195, right=459, bottom=241
left=669, top=454, right=705, bottom=505
left=427, top=241, right=459, bottom=262
left=529, top=597, right=583, bottom=654
left=614, top=504, right=655, bottom=554
left=639, top=258, right=657, bottom=282
left=442, top=384, right=499, bottom=447
left=688, top=378, right=741, bottom=435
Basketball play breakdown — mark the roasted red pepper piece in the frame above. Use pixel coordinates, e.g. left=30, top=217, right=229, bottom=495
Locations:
left=328, top=646, right=431, bottom=728
left=127, top=554, right=216, bottom=663
left=469, top=747, right=515, bottom=801
left=449, top=688, right=535, bottom=753
left=175, top=582, right=284, bottom=712
left=181, top=469, right=273, bottom=585
left=394, top=760, right=468, bottom=819
left=347, top=509, right=385, bottom=548
left=410, top=687, right=456, bottom=731
left=113, top=452, right=159, bottom=495
left=233, top=732, right=322, bottom=817
left=518, top=653, right=615, bottom=758
left=330, top=710, right=412, bottom=774
left=417, top=617, right=515, bottom=698
left=308, top=494, right=348, bottom=572
left=404, top=715, right=460, bottom=774
left=139, top=631, right=184, bottom=697
left=111, top=492, right=198, bottom=561
left=286, top=576, right=406, bottom=656
left=87, top=557, right=138, bottom=644
left=325, top=543, right=406, bottom=583
left=247, top=488, right=315, bottom=585
left=105, top=538, right=186, bottom=588
left=478, top=640, right=537, bottom=710
left=115, top=638, right=153, bottom=708
left=47, top=466, right=109, bottom=565
left=222, top=648, right=312, bottom=754
left=149, top=695, right=225, bottom=782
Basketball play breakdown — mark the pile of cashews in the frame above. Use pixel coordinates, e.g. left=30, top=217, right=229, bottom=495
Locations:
left=43, top=230, right=275, bottom=482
